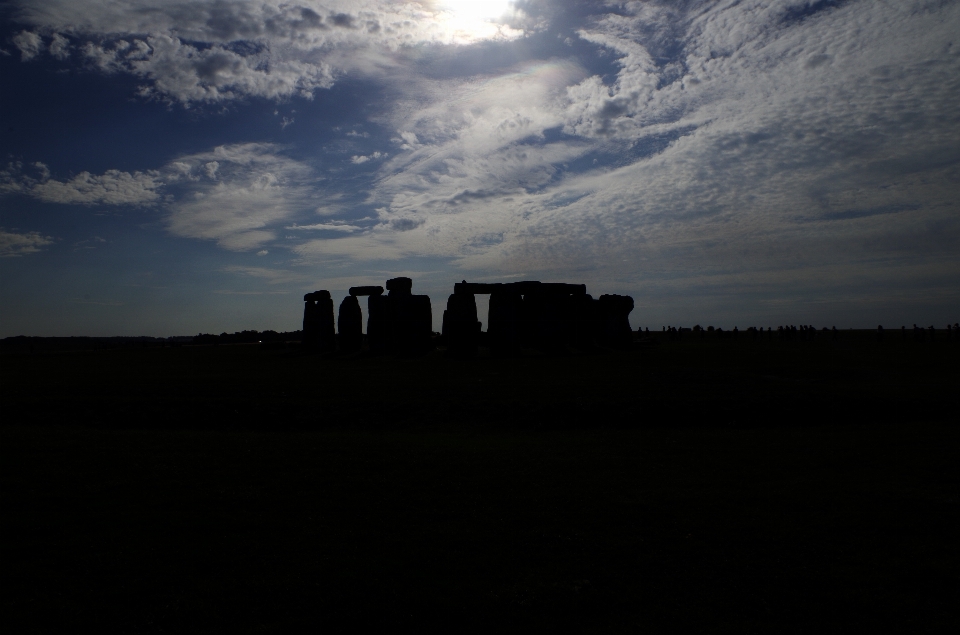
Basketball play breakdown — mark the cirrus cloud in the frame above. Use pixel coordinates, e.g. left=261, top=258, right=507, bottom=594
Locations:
left=3, top=0, right=958, bottom=325
left=6, top=0, right=528, bottom=105
left=162, top=143, right=320, bottom=251
left=1, top=161, right=163, bottom=206
left=342, top=0, right=960, bottom=291
left=0, top=228, right=55, bottom=257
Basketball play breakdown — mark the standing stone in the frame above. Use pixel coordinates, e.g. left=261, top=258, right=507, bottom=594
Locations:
left=302, top=298, right=319, bottom=349
left=303, top=290, right=335, bottom=352
left=338, top=295, right=363, bottom=352
left=384, top=277, right=432, bottom=354
left=350, top=286, right=384, bottom=297
left=488, top=290, right=523, bottom=354
left=449, top=280, right=590, bottom=353
left=407, top=294, right=433, bottom=353
left=364, top=277, right=432, bottom=354
left=346, top=285, right=384, bottom=353
left=386, top=276, right=413, bottom=295
left=521, top=290, right=566, bottom=351
left=443, top=289, right=480, bottom=357
left=570, top=294, right=598, bottom=349
left=597, top=294, right=634, bottom=349
left=367, top=294, right=390, bottom=353
left=386, top=283, right=412, bottom=346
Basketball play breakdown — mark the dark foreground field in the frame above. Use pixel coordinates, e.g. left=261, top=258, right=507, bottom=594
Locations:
left=3, top=333, right=958, bottom=632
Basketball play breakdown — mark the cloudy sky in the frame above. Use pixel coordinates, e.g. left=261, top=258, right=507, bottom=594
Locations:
left=1, top=0, right=958, bottom=336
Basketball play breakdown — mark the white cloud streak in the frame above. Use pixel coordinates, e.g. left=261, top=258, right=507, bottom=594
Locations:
left=0, top=229, right=55, bottom=257
left=12, top=30, right=43, bottom=60
left=0, top=145, right=330, bottom=253
left=221, top=264, right=313, bottom=285
left=163, top=143, right=319, bottom=250
left=286, top=222, right=362, bottom=232
left=5, top=0, right=959, bottom=314
left=1, top=162, right=162, bottom=206
left=350, top=151, right=387, bottom=164
left=8, top=0, right=527, bottom=104
left=341, top=0, right=960, bottom=290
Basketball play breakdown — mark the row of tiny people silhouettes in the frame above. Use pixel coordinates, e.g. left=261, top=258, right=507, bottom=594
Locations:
left=646, top=324, right=958, bottom=341
left=879, top=324, right=960, bottom=341
left=654, top=325, right=824, bottom=339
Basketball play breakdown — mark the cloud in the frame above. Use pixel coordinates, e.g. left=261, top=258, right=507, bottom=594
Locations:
left=73, top=236, right=107, bottom=251
left=163, top=143, right=318, bottom=251
left=390, top=217, right=424, bottom=232
left=286, top=222, right=363, bottom=232
left=0, top=161, right=162, bottom=206
left=294, top=230, right=408, bottom=261
left=48, top=32, right=70, bottom=59
left=345, top=58, right=591, bottom=259
left=212, top=289, right=288, bottom=295
left=11, top=30, right=43, bottom=60
left=221, top=265, right=312, bottom=285
left=4, top=0, right=958, bottom=310
left=335, top=0, right=960, bottom=291
left=72, top=298, right=124, bottom=306
left=0, top=228, right=54, bottom=257
left=0, top=144, right=360, bottom=255
left=350, top=151, right=386, bottom=164
left=32, top=170, right=162, bottom=205
left=7, top=0, right=527, bottom=104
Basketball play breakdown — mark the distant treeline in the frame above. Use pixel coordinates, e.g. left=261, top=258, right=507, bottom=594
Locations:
left=0, top=330, right=304, bottom=353
left=1, top=335, right=187, bottom=353
left=4, top=323, right=956, bottom=354
left=192, top=330, right=302, bottom=345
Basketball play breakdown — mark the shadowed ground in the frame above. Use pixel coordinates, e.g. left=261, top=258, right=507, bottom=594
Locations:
left=2, top=332, right=957, bottom=631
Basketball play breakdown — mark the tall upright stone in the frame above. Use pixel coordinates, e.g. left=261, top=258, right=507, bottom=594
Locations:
left=346, top=285, right=384, bottom=353
left=384, top=277, right=432, bottom=354
left=597, top=294, right=634, bottom=349
left=450, top=280, right=589, bottom=353
left=570, top=293, right=598, bottom=350
left=303, top=290, right=335, bottom=352
left=350, top=286, right=384, bottom=297
left=385, top=276, right=413, bottom=295
left=405, top=294, right=433, bottom=353
left=367, top=293, right=390, bottom=353
left=513, top=283, right=585, bottom=351
left=487, top=290, right=523, bottom=354
left=338, top=295, right=363, bottom=352
left=545, top=292, right=575, bottom=350
left=443, top=285, right=481, bottom=357
left=302, top=297, right=319, bottom=349
left=359, top=278, right=432, bottom=355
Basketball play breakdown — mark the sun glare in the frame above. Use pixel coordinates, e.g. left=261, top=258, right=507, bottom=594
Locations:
left=438, top=0, right=514, bottom=21
left=432, top=0, right=521, bottom=43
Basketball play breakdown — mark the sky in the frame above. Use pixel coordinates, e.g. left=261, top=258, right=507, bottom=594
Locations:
left=1, top=0, right=958, bottom=337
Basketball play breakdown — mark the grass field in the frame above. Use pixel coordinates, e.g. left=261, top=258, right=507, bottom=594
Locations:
left=3, top=333, right=958, bottom=631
